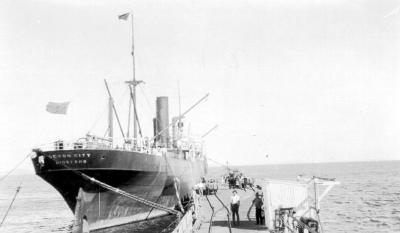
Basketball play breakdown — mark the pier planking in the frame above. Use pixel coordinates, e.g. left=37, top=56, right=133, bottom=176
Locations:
left=197, top=186, right=268, bottom=233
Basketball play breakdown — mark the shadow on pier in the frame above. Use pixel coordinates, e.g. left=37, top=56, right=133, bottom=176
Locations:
left=212, top=220, right=268, bottom=231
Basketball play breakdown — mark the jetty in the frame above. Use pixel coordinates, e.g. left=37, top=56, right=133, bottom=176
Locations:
left=196, top=186, right=267, bottom=233
left=181, top=176, right=340, bottom=233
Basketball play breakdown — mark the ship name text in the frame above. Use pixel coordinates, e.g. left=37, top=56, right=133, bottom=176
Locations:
left=45, top=153, right=91, bottom=165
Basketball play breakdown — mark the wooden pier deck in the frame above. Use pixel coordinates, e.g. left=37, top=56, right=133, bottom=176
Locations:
left=196, top=186, right=268, bottom=233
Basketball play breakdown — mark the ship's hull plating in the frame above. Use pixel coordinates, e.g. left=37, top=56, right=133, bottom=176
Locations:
left=32, top=149, right=207, bottom=231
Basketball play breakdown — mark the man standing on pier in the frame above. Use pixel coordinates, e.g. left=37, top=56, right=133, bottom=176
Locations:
left=230, top=190, right=240, bottom=226
left=252, top=193, right=264, bottom=225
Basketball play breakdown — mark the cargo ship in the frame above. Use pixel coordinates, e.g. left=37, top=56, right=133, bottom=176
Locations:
left=30, top=13, right=208, bottom=232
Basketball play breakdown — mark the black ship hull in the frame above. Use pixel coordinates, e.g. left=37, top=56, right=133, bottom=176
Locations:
left=32, top=149, right=207, bottom=231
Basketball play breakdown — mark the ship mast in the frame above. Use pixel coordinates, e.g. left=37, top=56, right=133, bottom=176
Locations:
left=131, top=12, right=137, bottom=140
left=124, top=12, right=143, bottom=142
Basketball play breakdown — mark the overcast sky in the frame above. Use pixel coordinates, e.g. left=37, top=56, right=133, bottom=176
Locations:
left=1, top=0, right=400, bottom=172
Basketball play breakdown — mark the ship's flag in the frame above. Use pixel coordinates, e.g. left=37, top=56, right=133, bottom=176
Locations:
left=118, top=13, right=130, bottom=20
left=46, top=102, right=70, bottom=114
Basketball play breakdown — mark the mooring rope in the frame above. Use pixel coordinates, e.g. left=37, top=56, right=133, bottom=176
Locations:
left=41, top=158, right=180, bottom=217
left=75, top=171, right=181, bottom=216
left=0, top=184, right=22, bottom=228
left=0, top=154, right=30, bottom=183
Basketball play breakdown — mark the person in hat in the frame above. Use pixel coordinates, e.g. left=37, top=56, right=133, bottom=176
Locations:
left=230, top=190, right=240, bottom=226
left=252, top=193, right=264, bottom=225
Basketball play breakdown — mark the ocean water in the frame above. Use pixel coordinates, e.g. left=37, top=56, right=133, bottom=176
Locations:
left=1, top=161, right=399, bottom=233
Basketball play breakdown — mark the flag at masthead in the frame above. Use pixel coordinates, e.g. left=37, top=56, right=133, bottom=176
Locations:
left=118, top=13, right=130, bottom=20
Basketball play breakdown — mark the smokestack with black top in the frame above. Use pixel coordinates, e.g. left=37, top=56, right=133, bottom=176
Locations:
left=156, top=97, right=169, bottom=147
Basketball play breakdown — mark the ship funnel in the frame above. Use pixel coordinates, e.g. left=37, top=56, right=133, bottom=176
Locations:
left=156, top=97, right=169, bottom=147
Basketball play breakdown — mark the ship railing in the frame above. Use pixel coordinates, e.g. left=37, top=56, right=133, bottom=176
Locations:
left=33, top=137, right=163, bottom=154
left=34, top=135, right=205, bottom=158
left=33, top=138, right=113, bottom=152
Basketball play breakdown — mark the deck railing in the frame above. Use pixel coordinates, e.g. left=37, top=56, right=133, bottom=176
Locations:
left=33, top=134, right=204, bottom=158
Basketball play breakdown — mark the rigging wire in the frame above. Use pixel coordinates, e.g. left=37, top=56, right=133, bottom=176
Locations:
left=0, top=154, right=30, bottom=183
left=139, top=85, right=153, bottom=113
left=138, top=85, right=156, bottom=130
left=128, top=85, right=143, bottom=139
left=205, top=156, right=228, bottom=169
left=87, top=86, right=129, bottom=136
left=127, top=96, right=132, bottom=138
left=103, top=128, right=109, bottom=139
left=104, top=79, right=127, bottom=142
left=87, top=107, right=107, bottom=135
left=0, top=184, right=22, bottom=228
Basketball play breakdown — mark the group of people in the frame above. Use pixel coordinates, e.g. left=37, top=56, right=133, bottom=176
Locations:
left=229, top=185, right=265, bottom=226
left=224, top=171, right=254, bottom=190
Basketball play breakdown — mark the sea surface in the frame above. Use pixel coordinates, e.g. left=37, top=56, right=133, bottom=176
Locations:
left=0, top=161, right=399, bottom=233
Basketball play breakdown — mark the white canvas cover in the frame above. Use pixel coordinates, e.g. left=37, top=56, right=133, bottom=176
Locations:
left=263, top=179, right=309, bottom=229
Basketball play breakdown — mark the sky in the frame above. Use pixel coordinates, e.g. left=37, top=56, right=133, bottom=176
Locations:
left=0, top=0, right=400, bottom=173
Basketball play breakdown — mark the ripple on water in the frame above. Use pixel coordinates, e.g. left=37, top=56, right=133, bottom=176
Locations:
left=2, top=161, right=400, bottom=233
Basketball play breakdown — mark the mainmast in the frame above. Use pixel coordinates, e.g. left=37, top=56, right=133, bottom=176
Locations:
left=120, top=12, right=143, bottom=141
left=130, top=12, right=137, bottom=140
